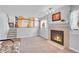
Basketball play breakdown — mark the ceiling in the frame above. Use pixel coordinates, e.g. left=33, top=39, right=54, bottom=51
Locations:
left=0, top=5, right=65, bottom=18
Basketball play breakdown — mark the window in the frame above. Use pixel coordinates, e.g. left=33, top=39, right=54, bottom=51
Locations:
left=70, top=10, right=79, bottom=30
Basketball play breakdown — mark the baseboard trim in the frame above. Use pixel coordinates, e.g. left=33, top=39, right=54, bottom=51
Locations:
left=69, top=47, right=79, bottom=53
left=38, top=35, right=48, bottom=40
left=17, top=35, right=38, bottom=39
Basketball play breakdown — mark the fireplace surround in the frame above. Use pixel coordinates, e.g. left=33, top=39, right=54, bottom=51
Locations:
left=48, top=24, right=69, bottom=49
left=51, top=30, right=64, bottom=46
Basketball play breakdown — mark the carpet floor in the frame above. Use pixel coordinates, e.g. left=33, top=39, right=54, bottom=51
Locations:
left=20, top=36, right=75, bottom=53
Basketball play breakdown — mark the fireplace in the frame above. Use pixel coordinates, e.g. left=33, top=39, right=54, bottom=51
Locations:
left=51, top=30, right=64, bottom=46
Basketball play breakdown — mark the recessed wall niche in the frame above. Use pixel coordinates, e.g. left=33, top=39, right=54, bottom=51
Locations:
left=40, top=20, right=47, bottom=29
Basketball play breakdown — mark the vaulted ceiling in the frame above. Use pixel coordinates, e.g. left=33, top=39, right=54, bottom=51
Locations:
left=0, top=5, right=65, bottom=18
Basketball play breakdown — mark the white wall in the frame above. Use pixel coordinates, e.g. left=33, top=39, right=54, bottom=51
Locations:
left=0, top=10, right=9, bottom=39
left=70, top=31, right=79, bottom=52
left=70, top=5, right=79, bottom=52
left=17, top=28, right=38, bottom=38
left=47, top=5, right=71, bottom=25
left=39, top=6, right=71, bottom=40
left=39, top=15, right=48, bottom=39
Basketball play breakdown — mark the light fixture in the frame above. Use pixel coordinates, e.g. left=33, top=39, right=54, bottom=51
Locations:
left=49, top=8, right=52, bottom=14
left=48, top=5, right=55, bottom=14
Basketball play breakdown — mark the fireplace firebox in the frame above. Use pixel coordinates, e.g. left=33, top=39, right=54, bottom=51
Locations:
left=51, top=30, right=64, bottom=45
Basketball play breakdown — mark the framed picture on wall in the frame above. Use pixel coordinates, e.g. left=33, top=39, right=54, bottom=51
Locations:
left=52, top=12, right=61, bottom=21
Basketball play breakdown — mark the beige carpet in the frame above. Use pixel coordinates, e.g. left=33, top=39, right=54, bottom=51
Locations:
left=20, top=36, right=75, bottom=53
